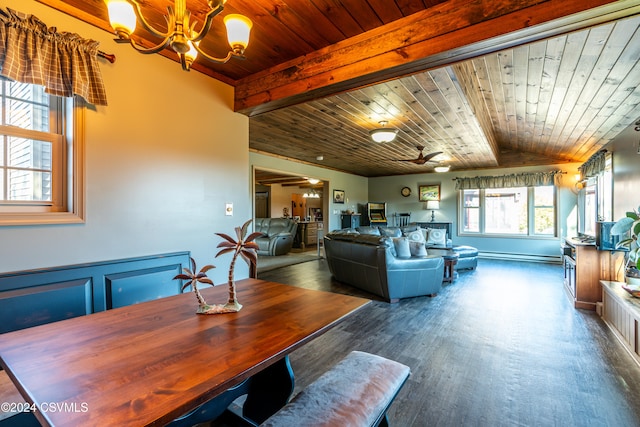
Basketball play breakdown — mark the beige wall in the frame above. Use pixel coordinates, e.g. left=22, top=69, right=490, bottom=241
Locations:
left=0, top=1, right=251, bottom=283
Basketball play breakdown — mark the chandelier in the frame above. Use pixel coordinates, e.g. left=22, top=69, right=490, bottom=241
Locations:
left=104, top=0, right=253, bottom=71
left=303, top=189, right=320, bottom=198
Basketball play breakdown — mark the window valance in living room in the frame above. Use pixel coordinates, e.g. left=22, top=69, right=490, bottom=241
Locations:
left=577, top=149, right=607, bottom=179
left=0, top=7, right=107, bottom=106
left=454, top=170, right=564, bottom=190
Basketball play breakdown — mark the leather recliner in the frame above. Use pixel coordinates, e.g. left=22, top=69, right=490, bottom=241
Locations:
left=254, top=218, right=298, bottom=256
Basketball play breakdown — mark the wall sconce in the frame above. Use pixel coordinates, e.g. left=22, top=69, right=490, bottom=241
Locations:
left=369, top=121, right=398, bottom=143
left=425, top=200, right=440, bottom=222
left=104, top=0, right=252, bottom=71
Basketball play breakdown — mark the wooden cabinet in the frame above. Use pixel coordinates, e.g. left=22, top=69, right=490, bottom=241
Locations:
left=341, top=214, right=360, bottom=229
left=305, top=222, right=318, bottom=246
left=562, top=238, right=625, bottom=310
left=295, top=222, right=321, bottom=249
left=601, top=280, right=640, bottom=364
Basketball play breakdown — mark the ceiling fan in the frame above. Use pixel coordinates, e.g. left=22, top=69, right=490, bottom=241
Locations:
left=394, top=146, right=443, bottom=165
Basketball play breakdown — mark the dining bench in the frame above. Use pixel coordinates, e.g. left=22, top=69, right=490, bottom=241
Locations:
left=259, top=351, right=410, bottom=427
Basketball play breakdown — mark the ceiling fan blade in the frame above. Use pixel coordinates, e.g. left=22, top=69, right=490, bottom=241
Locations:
left=393, top=159, right=421, bottom=163
left=421, top=151, right=443, bottom=162
left=392, top=147, right=442, bottom=165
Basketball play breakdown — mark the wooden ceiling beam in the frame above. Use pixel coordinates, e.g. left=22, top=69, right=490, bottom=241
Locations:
left=235, top=0, right=635, bottom=116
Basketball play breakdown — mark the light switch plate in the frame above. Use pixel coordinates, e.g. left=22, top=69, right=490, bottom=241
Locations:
left=225, top=203, right=233, bottom=216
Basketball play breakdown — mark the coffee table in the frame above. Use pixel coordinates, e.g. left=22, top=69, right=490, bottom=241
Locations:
left=429, top=248, right=459, bottom=283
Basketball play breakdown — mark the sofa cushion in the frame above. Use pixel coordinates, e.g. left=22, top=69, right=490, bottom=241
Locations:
left=379, top=227, right=402, bottom=238
left=426, top=228, right=447, bottom=246
left=401, top=224, right=419, bottom=233
left=357, top=226, right=381, bottom=235
left=264, top=218, right=294, bottom=236
left=392, top=237, right=411, bottom=258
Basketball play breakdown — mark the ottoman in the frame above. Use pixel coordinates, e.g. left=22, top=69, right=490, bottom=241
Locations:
left=452, top=245, right=478, bottom=270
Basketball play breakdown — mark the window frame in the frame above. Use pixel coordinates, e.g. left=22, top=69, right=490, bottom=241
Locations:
left=458, top=185, right=557, bottom=238
left=0, top=94, right=85, bottom=226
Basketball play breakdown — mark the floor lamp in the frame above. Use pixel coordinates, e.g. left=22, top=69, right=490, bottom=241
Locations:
left=426, top=200, right=440, bottom=222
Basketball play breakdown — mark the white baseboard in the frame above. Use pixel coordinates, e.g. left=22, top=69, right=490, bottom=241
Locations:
left=478, top=251, right=563, bottom=264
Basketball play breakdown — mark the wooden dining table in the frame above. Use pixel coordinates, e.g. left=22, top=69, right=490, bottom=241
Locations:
left=0, top=279, right=370, bottom=427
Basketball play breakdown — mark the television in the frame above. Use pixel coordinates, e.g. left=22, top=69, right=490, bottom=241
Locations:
left=596, top=221, right=621, bottom=251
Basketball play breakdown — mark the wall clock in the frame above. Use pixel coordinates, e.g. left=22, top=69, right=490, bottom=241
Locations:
left=401, top=187, right=411, bottom=197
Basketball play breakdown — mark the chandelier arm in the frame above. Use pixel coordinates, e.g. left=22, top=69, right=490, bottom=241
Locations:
left=120, top=36, right=173, bottom=55
left=193, top=43, right=240, bottom=64
left=189, top=2, right=226, bottom=43
left=180, top=54, right=190, bottom=71
left=124, top=0, right=174, bottom=39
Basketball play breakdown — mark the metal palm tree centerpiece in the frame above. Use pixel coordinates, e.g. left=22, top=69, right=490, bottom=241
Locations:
left=174, top=219, right=261, bottom=314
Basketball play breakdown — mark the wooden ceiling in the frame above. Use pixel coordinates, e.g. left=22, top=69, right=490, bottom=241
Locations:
left=38, top=0, right=640, bottom=177
left=251, top=14, right=640, bottom=176
left=254, top=170, right=325, bottom=189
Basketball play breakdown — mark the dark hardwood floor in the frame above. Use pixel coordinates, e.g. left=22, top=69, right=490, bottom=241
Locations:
left=253, top=257, right=640, bottom=426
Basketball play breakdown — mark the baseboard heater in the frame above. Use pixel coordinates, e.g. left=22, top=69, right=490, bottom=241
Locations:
left=478, top=251, right=562, bottom=264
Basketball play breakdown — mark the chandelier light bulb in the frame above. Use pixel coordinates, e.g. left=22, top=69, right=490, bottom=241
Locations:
left=106, top=0, right=136, bottom=36
left=224, top=14, right=253, bottom=54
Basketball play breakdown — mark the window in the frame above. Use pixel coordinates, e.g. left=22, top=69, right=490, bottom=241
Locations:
left=460, top=186, right=556, bottom=237
left=0, top=78, right=84, bottom=225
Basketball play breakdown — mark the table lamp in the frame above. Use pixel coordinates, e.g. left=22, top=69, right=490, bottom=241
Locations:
left=426, top=200, right=440, bottom=222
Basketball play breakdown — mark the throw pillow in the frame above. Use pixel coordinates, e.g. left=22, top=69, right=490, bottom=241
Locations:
left=426, top=228, right=447, bottom=246
left=392, top=237, right=411, bottom=258
left=406, top=230, right=425, bottom=243
left=409, top=240, right=428, bottom=257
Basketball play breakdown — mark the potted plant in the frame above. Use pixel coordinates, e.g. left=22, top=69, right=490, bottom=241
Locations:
left=611, top=206, right=640, bottom=289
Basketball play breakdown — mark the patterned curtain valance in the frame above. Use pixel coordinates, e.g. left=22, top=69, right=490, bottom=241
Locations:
left=0, top=8, right=107, bottom=106
left=577, top=149, right=607, bottom=179
left=454, top=170, right=564, bottom=190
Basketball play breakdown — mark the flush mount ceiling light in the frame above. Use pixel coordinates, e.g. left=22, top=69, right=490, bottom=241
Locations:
left=434, top=165, right=450, bottom=173
left=104, top=0, right=252, bottom=71
left=307, top=178, right=320, bottom=185
left=369, top=121, right=398, bottom=143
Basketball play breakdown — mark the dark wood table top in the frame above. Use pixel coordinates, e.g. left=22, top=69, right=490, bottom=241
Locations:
left=0, top=279, right=370, bottom=427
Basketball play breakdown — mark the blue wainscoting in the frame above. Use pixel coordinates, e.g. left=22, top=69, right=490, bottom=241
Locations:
left=0, top=252, right=191, bottom=334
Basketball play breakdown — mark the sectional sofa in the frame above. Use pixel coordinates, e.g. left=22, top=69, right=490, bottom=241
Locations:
left=323, top=231, right=444, bottom=303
